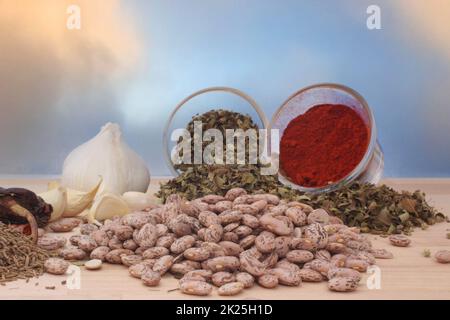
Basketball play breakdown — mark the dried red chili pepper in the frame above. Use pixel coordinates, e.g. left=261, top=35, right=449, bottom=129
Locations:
left=0, top=188, right=52, bottom=243
left=280, top=104, right=369, bottom=188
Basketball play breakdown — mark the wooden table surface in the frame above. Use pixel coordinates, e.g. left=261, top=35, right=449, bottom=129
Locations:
left=0, top=177, right=449, bottom=300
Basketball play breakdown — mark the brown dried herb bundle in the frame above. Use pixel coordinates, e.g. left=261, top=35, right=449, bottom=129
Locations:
left=0, top=223, right=51, bottom=284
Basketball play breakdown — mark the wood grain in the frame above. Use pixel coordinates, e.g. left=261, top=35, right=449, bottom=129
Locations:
left=0, top=177, right=449, bottom=300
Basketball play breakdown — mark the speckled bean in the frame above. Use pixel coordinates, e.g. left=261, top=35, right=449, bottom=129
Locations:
left=298, top=269, right=324, bottom=282
left=286, top=250, right=314, bottom=264
left=45, top=258, right=70, bottom=275
left=180, top=280, right=213, bottom=296
left=235, top=272, right=254, bottom=288
left=435, top=250, right=450, bottom=264
left=142, top=270, right=161, bottom=286
left=328, top=277, right=359, bottom=292
left=90, top=246, right=110, bottom=261
left=389, top=235, right=411, bottom=247
left=218, top=282, right=245, bottom=296
left=258, top=274, right=279, bottom=288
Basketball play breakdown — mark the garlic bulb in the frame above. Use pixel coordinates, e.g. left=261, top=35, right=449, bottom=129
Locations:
left=61, top=122, right=150, bottom=195
left=122, top=191, right=158, bottom=211
left=38, top=187, right=67, bottom=222
left=63, top=178, right=102, bottom=217
left=87, top=193, right=130, bottom=224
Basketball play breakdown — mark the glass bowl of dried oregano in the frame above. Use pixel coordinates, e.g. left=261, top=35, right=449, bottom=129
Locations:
left=162, top=86, right=269, bottom=177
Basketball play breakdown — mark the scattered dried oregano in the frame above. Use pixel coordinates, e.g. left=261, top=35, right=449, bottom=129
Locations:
left=422, top=249, right=431, bottom=258
left=306, top=182, right=447, bottom=235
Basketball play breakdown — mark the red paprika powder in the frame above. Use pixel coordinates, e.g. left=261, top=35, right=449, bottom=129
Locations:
left=280, top=104, right=369, bottom=188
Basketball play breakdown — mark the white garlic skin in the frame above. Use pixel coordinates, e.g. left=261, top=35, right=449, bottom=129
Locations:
left=61, top=123, right=150, bottom=195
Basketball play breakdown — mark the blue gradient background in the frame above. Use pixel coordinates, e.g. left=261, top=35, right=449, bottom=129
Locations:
left=1, top=0, right=449, bottom=177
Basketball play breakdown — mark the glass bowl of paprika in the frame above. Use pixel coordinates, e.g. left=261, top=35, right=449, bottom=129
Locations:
left=270, top=83, right=384, bottom=193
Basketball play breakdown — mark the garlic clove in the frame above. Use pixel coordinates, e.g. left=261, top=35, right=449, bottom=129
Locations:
left=38, top=187, right=67, bottom=222
left=122, top=191, right=156, bottom=211
left=87, top=193, right=130, bottom=223
left=47, top=180, right=60, bottom=190
left=63, top=178, right=102, bottom=217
